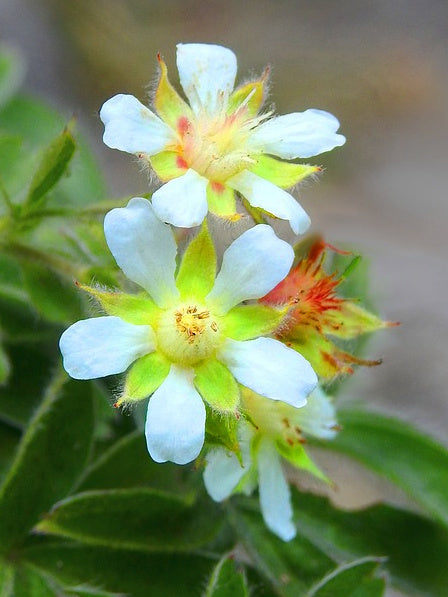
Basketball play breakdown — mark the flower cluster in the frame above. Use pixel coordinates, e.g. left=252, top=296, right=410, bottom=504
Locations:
left=60, top=43, right=390, bottom=541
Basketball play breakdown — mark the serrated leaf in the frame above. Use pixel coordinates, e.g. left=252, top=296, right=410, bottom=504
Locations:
left=308, top=558, right=386, bottom=597
left=293, top=490, right=448, bottom=596
left=0, top=377, right=94, bottom=554
left=316, top=408, right=448, bottom=528
left=0, top=46, right=25, bottom=109
left=35, top=488, right=222, bottom=552
left=205, top=555, right=249, bottom=597
left=229, top=500, right=333, bottom=597
left=21, top=262, right=83, bottom=324
left=23, top=125, right=75, bottom=212
left=23, top=541, right=214, bottom=597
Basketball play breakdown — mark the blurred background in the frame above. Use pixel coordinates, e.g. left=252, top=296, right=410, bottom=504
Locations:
left=1, top=0, right=447, bottom=512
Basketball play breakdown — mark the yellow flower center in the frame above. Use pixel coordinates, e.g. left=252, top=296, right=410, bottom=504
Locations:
left=156, top=303, right=221, bottom=365
left=177, top=109, right=257, bottom=183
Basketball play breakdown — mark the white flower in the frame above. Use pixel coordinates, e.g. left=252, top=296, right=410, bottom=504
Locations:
left=60, top=198, right=317, bottom=466
left=100, top=43, right=345, bottom=232
left=203, top=388, right=337, bottom=541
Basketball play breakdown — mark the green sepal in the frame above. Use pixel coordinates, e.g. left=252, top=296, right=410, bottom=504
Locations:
left=205, top=407, right=240, bottom=455
left=250, top=155, right=319, bottom=189
left=223, top=304, right=285, bottom=341
left=121, top=351, right=170, bottom=404
left=206, top=183, right=237, bottom=218
left=150, top=151, right=186, bottom=182
left=80, top=285, right=160, bottom=325
left=194, top=358, right=239, bottom=413
left=276, top=439, right=330, bottom=484
left=289, top=331, right=379, bottom=380
left=228, top=73, right=267, bottom=118
left=154, top=56, right=192, bottom=129
left=22, top=122, right=76, bottom=213
left=176, top=221, right=217, bottom=301
left=325, top=301, right=394, bottom=339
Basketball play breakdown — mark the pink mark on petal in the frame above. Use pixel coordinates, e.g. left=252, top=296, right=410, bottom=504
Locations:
left=177, top=116, right=191, bottom=137
left=176, top=156, right=189, bottom=169
left=211, top=181, right=225, bottom=194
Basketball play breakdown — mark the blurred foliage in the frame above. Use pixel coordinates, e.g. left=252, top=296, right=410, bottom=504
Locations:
left=0, top=45, right=448, bottom=597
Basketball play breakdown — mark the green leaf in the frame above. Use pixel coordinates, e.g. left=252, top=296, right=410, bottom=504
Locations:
left=308, top=558, right=386, bottom=597
left=293, top=491, right=448, bottom=596
left=23, top=541, right=214, bottom=597
left=35, top=488, right=222, bottom=552
left=205, top=555, right=249, bottom=597
left=0, top=377, right=94, bottom=554
left=13, top=564, right=61, bottom=597
left=317, top=408, right=448, bottom=527
left=0, top=46, right=25, bottom=109
left=176, top=222, right=217, bottom=301
left=0, top=340, right=10, bottom=384
left=0, top=343, right=57, bottom=427
left=23, top=124, right=75, bottom=212
left=0, top=420, right=21, bottom=483
left=0, top=135, right=25, bottom=201
left=229, top=500, right=333, bottom=597
left=0, top=96, right=105, bottom=207
left=21, top=261, right=83, bottom=323
left=0, top=562, right=14, bottom=597
left=76, top=430, right=189, bottom=495
left=67, top=586, right=125, bottom=597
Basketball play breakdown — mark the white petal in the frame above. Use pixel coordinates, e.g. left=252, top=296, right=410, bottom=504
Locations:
left=295, top=387, right=338, bottom=440
left=151, top=169, right=209, bottom=227
left=206, top=225, right=294, bottom=315
left=100, top=94, right=176, bottom=155
left=145, top=366, right=206, bottom=465
left=60, top=316, right=154, bottom=380
left=219, top=337, right=317, bottom=408
left=176, top=43, right=237, bottom=115
left=227, top=170, right=310, bottom=235
left=258, top=438, right=296, bottom=541
left=104, top=197, right=179, bottom=307
left=204, top=448, right=247, bottom=502
left=204, top=424, right=253, bottom=501
left=248, top=109, right=346, bottom=159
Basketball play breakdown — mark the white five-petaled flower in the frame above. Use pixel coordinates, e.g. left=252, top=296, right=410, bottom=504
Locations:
left=100, top=43, right=345, bottom=233
left=203, top=387, right=337, bottom=541
left=59, top=198, right=317, bottom=466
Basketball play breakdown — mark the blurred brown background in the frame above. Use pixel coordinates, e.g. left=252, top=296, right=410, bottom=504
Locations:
left=1, top=0, right=447, bottom=549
